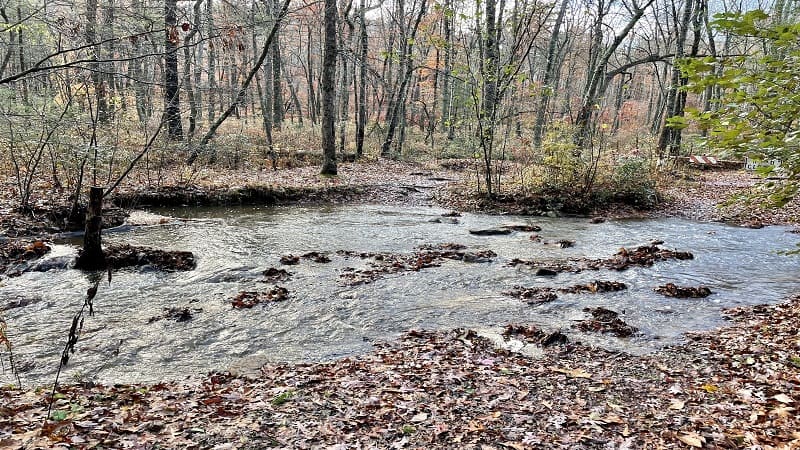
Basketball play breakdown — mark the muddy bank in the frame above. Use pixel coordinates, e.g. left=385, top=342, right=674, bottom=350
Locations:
left=112, top=184, right=369, bottom=208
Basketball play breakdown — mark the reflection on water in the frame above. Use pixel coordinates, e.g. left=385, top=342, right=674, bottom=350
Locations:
left=2, top=204, right=799, bottom=385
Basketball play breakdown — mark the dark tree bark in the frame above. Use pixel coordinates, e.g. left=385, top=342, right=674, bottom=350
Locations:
left=76, top=186, right=106, bottom=270
left=207, top=0, right=217, bottom=122
left=271, top=0, right=284, bottom=129
left=657, top=0, right=697, bottom=156
left=321, top=0, right=338, bottom=175
left=355, top=0, right=368, bottom=158
left=164, top=0, right=183, bottom=139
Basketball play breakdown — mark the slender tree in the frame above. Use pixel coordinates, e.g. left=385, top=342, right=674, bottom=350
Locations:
left=164, top=0, right=184, bottom=139
left=321, top=0, right=338, bottom=175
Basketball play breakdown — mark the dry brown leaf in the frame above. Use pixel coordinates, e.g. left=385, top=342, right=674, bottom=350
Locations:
left=678, top=432, right=705, bottom=448
left=410, top=412, right=428, bottom=423
left=602, top=414, right=625, bottom=424
left=551, top=366, right=592, bottom=378
left=669, top=399, right=686, bottom=410
left=768, top=406, right=796, bottom=418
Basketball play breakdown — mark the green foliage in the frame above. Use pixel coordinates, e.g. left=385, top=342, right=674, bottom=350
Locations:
left=540, top=124, right=583, bottom=191
left=271, top=390, right=295, bottom=406
left=680, top=9, right=800, bottom=203
left=608, top=157, right=658, bottom=208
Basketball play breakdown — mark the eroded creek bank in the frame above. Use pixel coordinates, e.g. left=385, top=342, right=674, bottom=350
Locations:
left=1, top=204, right=799, bottom=386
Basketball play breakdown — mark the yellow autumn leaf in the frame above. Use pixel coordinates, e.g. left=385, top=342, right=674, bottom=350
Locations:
left=700, top=384, right=718, bottom=393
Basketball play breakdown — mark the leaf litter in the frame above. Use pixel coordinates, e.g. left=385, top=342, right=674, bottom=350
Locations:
left=2, top=295, right=800, bottom=448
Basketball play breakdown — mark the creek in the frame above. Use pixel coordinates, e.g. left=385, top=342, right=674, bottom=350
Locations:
left=2, top=204, right=799, bottom=386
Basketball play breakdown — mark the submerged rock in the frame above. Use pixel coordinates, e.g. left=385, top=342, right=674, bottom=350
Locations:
left=231, top=286, right=289, bottom=308
left=280, top=254, right=300, bottom=265
left=104, top=245, right=196, bottom=272
left=263, top=267, right=292, bottom=281
left=654, top=283, right=712, bottom=298
left=501, top=224, right=542, bottom=232
left=1, top=239, right=52, bottom=276
left=469, top=228, right=513, bottom=236
left=509, top=244, right=694, bottom=274
left=573, top=307, right=638, bottom=338
left=502, top=325, right=569, bottom=347
left=503, top=286, right=558, bottom=304
left=148, top=306, right=202, bottom=323
left=301, top=252, right=331, bottom=263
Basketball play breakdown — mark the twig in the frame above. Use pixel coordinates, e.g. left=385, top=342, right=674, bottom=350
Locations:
left=45, top=276, right=101, bottom=425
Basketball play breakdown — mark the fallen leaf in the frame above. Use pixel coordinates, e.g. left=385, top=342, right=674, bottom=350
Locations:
left=607, top=401, right=623, bottom=411
left=773, top=393, right=794, bottom=404
left=669, top=399, right=686, bottom=410
left=551, top=366, right=592, bottom=378
left=700, top=384, right=718, bottom=393
left=769, top=406, right=795, bottom=418
left=410, top=412, right=428, bottom=423
left=677, top=432, right=705, bottom=448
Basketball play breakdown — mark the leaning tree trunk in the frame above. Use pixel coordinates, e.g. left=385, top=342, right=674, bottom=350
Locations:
left=76, top=186, right=106, bottom=270
left=320, top=0, right=338, bottom=175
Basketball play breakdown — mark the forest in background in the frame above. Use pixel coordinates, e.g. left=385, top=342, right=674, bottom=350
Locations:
left=0, top=0, right=798, bottom=210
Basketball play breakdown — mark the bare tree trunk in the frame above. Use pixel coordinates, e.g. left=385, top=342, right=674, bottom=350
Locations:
left=306, top=26, right=319, bottom=124
left=338, top=2, right=354, bottom=156
left=479, top=0, right=500, bottom=199
left=76, top=186, right=106, bottom=270
left=320, top=0, right=338, bottom=175
left=183, top=0, right=203, bottom=142
left=271, top=0, right=284, bottom=128
left=85, top=0, right=108, bottom=122
left=285, top=65, right=303, bottom=124
left=532, top=0, right=568, bottom=150
left=355, top=0, right=368, bottom=158
left=207, top=0, right=217, bottom=122
left=380, top=0, right=427, bottom=158
left=165, top=0, right=183, bottom=140
left=575, top=0, right=654, bottom=148
left=657, top=0, right=696, bottom=156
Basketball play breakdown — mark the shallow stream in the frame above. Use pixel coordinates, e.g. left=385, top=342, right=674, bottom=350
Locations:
left=2, top=205, right=799, bottom=386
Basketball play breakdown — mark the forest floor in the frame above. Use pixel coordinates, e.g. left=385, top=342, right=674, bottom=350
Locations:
left=1, top=160, right=799, bottom=449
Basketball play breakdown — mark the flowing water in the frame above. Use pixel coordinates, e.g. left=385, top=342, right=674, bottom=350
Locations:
left=2, top=204, right=799, bottom=386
